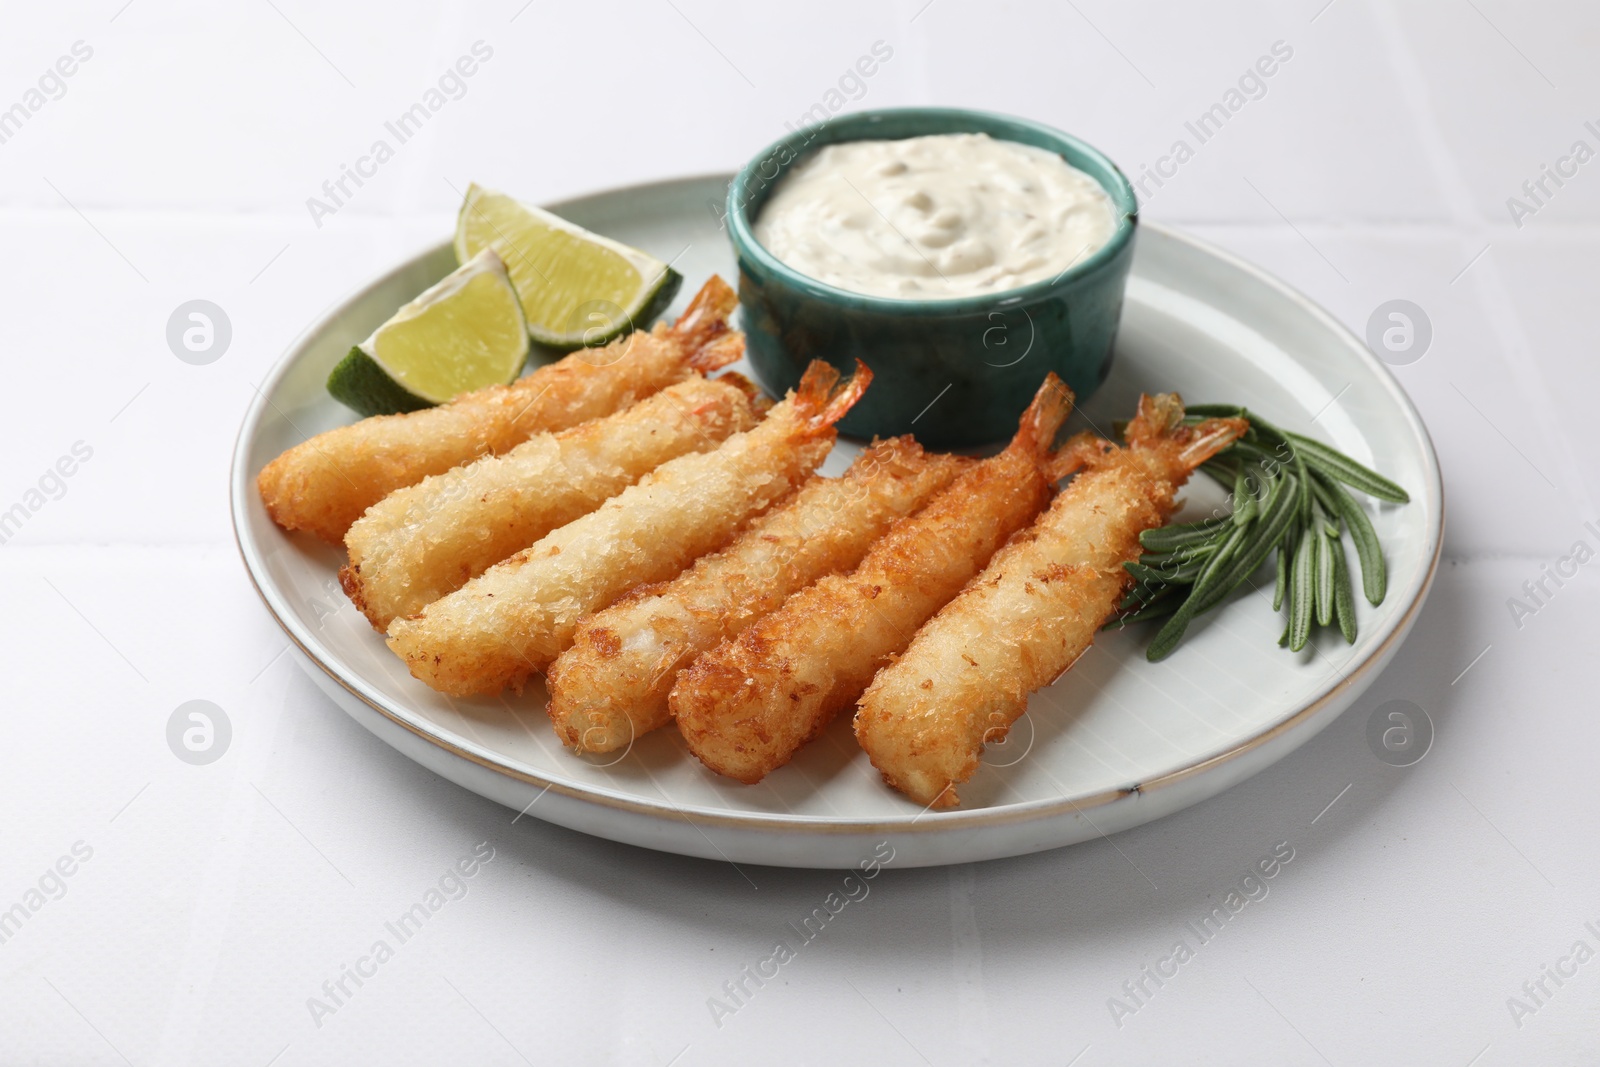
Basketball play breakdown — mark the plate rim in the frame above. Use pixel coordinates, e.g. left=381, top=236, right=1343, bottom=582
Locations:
left=229, top=172, right=1444, bottom=836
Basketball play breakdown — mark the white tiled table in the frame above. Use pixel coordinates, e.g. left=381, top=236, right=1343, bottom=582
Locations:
left=3, top=2, right=1597, bottom=1063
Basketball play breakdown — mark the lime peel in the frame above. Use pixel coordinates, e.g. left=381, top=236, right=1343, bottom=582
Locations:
left=454, top=183, right=682, bottom=350
left=327, top=248, right=529, bottom=417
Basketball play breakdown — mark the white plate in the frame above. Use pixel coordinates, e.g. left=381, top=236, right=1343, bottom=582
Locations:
left=231, top=175, right=1442, bottom=869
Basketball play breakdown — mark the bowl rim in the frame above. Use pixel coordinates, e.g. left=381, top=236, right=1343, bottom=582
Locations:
left=726, top=106, right=1140, bottom=314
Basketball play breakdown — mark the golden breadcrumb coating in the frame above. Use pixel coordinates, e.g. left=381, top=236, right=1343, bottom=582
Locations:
left=671, top=375, right=1075, bottom=785
left=546, top=437, right=969, bottom=753
left=340, top=374, right=761, bottom=629
left=856, top=394, right=1247, bottom=807
left=386, top=360, right=871, bottom=697
left=257, top=275, right=742, bottom=543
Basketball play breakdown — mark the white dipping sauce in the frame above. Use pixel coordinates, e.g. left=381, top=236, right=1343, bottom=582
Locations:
left=754, top=132, right=1117, bottom=300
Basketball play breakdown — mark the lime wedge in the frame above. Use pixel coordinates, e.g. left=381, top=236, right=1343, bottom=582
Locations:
left=327, top=248, right=530, bottom=417
left=454, top=183, right=682, bottom=350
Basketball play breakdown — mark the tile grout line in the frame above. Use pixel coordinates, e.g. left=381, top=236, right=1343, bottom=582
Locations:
left=1372, top=2, right=1597, bottom=523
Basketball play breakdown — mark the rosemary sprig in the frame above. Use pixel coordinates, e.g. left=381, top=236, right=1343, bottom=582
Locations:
left=1108, top=406, right=1410, bottom=660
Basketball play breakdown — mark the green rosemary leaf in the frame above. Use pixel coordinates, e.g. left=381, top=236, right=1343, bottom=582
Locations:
left=1194, top=520, right=1251, bottom=591
left=1141, top=540, right=1217, bottom=569
left=1121, top=565, right=1190, bottom=604
left=1180, top=403, right=1248, bottom=419
left=1290, top=441, right=1313, bottom=517
left=1289, top=523, right=1316, bottom=652
left=1284, top=431, right=1410, bottom=503
left=1236, top=411, right=1313, bottom=516
left=1186, top=471, right=1299, bottom=616
left=1330, top=534, right=1357, bottom=643
left=1119, top=582, right=1179, bottom=614
left=1203, top=454, right=1242, bottom=481
left=1232, top=465, right=1258, bottom=526
left=1223, top=439, right=1286, bottom=468
left=1310, top=469, right=1386, bottom=605
left=1145, top=606, right=1193, bottom=661
left=1123, top=560, right=1158, bottom=584
left=1162, top=557, right=1211, bottom=585
left=1306, top=472, right=1339, bottom=519
left=1125, top=559, right=1207, bottom=586
left=1272, top=539, right=1289, bottom=612
left=1105, top=591, right=1183, bottom=630
left=1226, top=412, right=1293, bottom=453
left=1146, top=479, right=1297, bottom=663
left=1119, top=586, right=1156, bottom=613
left=1315, top=523, right=1335, bottom=627
left=1139, top=516, right=1230, bottom=552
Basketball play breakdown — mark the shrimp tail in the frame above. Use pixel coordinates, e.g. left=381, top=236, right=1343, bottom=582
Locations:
left=1009, top=373, right=1075, bottom=464
left=713, top=370, right=773, bottom=415
left=1178, top=417, right=1250, bottom=469
left=793, top=359, right=873, bottom=429
left=671, top=275, right=738, bottom=354
left=1125, top=393, right=1249, bottom=471
left=1046, top=430, right=1115, bottom=481
left=688, top=330, right=744, bottom=375
left=1125, top=393, right=1187, bottom=445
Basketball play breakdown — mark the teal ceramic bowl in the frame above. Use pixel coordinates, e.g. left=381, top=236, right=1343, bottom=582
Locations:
left=726, top=108, right=1138, bottom=448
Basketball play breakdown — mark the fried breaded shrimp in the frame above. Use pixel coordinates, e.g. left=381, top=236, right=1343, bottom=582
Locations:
left=386, top=360, right=871, bottom=697
left=546, top=438, right=969, bottom=754
left=257, top=276, right=742, bottom=543
left=671, top=374, right=1075, bottom=785
left=856, top=395, right=1248, bottom=808
left=340, top=375, right=763, bottom=631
